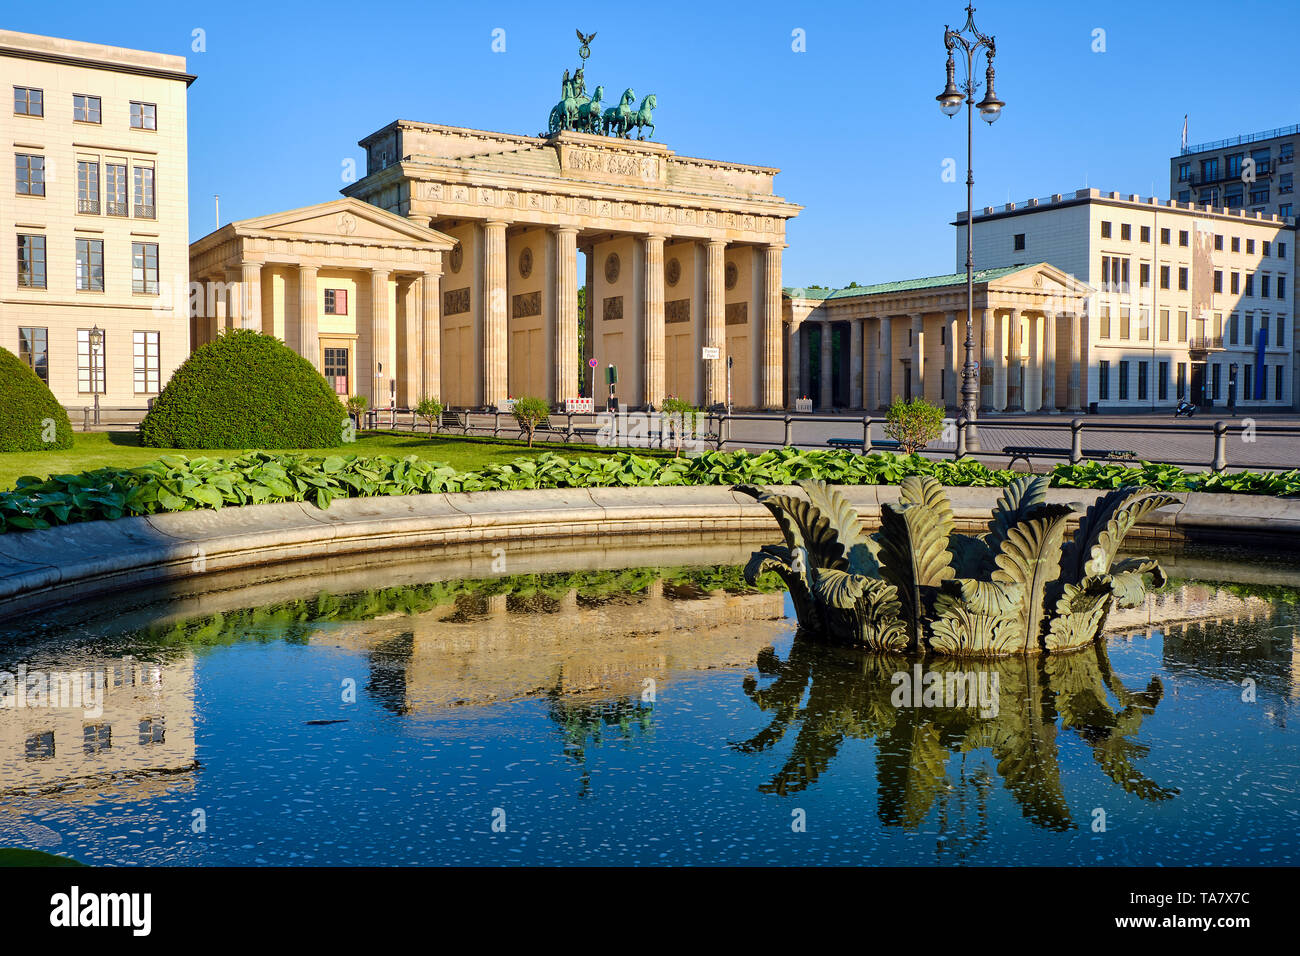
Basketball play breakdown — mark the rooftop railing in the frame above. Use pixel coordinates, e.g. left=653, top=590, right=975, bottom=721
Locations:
left=1181, top=124, right=1300, bottom=155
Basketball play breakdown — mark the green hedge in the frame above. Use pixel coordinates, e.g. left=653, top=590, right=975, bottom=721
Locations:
left=139, top=329, right=347, bottom=449
left=0, top=347, right=73, bottom=453
left=1, top=447, right=1298, bottom=535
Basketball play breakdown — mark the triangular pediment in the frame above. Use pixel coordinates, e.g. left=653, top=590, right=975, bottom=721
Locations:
left=234, top=198, right=454, bottom=248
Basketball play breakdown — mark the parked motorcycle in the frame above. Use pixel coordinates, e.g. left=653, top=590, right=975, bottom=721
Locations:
left=1173, top=399, right=1197, bottom=419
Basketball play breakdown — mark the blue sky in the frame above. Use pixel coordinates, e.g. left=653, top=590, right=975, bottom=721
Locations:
left=16, top=0, right=1297, bottom=287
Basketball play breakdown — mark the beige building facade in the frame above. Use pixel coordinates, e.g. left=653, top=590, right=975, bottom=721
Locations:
left=342, top=123, right=801, bottom=410
left=0, top=29, right=192, bottom=410
left=785, top=263, right=1093, bottom=412
left=188, top=198, right=454, bottom=407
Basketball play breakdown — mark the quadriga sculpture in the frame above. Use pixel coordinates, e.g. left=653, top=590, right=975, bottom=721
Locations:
left=738, top=476, right=1177, bottom=657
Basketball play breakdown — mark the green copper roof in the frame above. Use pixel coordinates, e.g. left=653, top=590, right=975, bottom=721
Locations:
left=784, top=264, right=1033, bottom=301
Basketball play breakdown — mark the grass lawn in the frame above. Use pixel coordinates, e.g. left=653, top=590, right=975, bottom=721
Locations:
left=0, top=429, right=669, bottom=491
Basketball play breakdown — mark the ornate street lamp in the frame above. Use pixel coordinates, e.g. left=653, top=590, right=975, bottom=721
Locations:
left=88, top=325, right=104, bottom=426
left=938, top=4, right=1003, bottom=454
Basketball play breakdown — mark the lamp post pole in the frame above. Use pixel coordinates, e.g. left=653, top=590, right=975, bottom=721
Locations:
left=89, top=325, right=103, bottom=427
left=938, top=4, right=1004, bottom=454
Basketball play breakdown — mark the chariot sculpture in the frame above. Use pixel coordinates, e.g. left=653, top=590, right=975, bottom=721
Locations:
left=740, top=475, right=1176, bottom=657
left=544, top=30, right=658, bottom=140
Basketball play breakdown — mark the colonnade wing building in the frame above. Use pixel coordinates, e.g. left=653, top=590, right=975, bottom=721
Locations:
left=340, top=122, right=802, bottom=410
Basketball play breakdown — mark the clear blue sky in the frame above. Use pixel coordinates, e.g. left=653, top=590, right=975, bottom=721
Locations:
left=16, top=0, right=1297, bottom=288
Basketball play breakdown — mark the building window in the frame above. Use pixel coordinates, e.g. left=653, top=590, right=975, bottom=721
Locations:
left=1231, top=272, right=1240, bottom=294
left=1177, top=362, right=1187, bottom=399
left=1250, top=186, right=1269, bottom=205
left=18, top=327, right=48, bottom=383
left=1245, top=274, right=1254, bottom=297
left=106, top=163, right=128, bottom=216
left=1279, top=242, right=1288, bottom=258
left=15, top=153, right=45, bottom=195
left=1178, top=267, right=1188, bottom=291
left=1231, top=236, right=1240, bottom=253
left=324, top=347, right=350, bottom=395
left=77, top=160, right=100, bottom=214
left=73, top=93, right=101, bottom=123
left=1158, top=361, right=1168, bottom=401
left=1098, top=360, right=1110, bottom=401
left=1013, top=233, right=1025, bottom=251
left=83, top=723, right=112, bottom=755
left=1226, top=187, right=1243, bottom=208
left=1246, top=313, right=1255, bottom=346
left=1178, top=311, right=1188, bottom=341
left=1214, top=233, right=1223, bottom=251
left=1244, top=364, right=1253, bottom=401
left=1227, top=153, right=1243, bottom=178
left=1262, top=274, right=1272, bottom=298
left=1119, top=308, right=1131, bottom=339
left=1264, top=241, right=1272, bottom=256
left=1139, top=262, right=1151, bottom=288
left=133, top=331, right=160, bottom=393
left=1246, top=238, right=1256, bottom=255
left=1159, top=265, right=1170, bottom=290
left=1200, top=158, right=1219, bottom=181
left=13, top=86, right=42, bottom=116
left=1138, top=309, right=1150, bottom=341
left=77, top=329, right=106, bottom=393
left=1212, top=363, right=1221, bottom=401
left=17, top=234, right=46, bottom=288
left=1178, top=162, right=1190, bottom=182
left=1278, top=276, right=1286, bottom=300
left=324, top=289, right=348, bottom=314
left=1120, top=223, right=1131, bottom=241
left=1099, top=306, right=1111, bottom=339
left=1278, top=314, right=1287, bottom=348
left=130, top=101, right=157, bottom=130
left=139, top=717, right=166, bottom=746
left=1137, top=361, right=1148, bottom=401
left=1100, top=220, right=1112, bottom=238
left=75, top=238, right=104, bottom=291
left=1178, top=190, right=1190, bottom=203
left=1159, top=308, right=1170, bottom=342
left=1214, top=270, right=1223, bottom=293
left=1141, top=225, right=1151, bottom=243
left=1160, top=228, right=1171, bottom=245
left=1260, top=315, right=1270, bottom=350
left=1118, top=360, right=1130, bottom=400
left=1282, top=204, right=1294, bottom=218
left=133, top=165, right=155, bottom=218
left=1282, top=143, right=1295, bottom=164
left=1230, top=313, right=1240, bottom=345
left=25, top=731, right=54, bottom=761
left=1179, top=230, right=1189, bottom=247
left=1277, top=365, right=1285, bottom=402
left=131, top=242, right=159, bottom=294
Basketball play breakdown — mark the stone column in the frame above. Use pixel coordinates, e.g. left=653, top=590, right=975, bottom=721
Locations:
left=421, top=265, right=441, bottom=401
left=240, top=261, right=263, bottom=332
left=864, top=317, right=878, bottom=410
left=762, top=243, right=784, bottom=409
left=554, top=226, right=579, bottom=405
left=704, top=239, right=726, bottom=408
left=910, top=313, right=925, bottom=400
left=370, top=268, right=391, bottom=407
left=818, top=321, right=833, bottom=409
left=944, top=311, right=958, bottom=409
left=582, top=245, right=595, bottom=397
left=642, top=233, right=666, bottom=407
left=482, top=220, right=508, bottom=407
left=1068, top=310, right=1084, bottom=411
left=849, top=318, right=863, bottom=409
left=1006, top=307, right=1022, bottom=412
left=978, top=308, right=992, bottom=411
left=788, top=317, right=803, bottom=407
left=992, top=311, right=1008, bottom=411
left=297, top=265, right=318, bottom=369
left=223, top=266, right=242, bottom=330
left=1041, top=310, right=1057, bottom=412
left=879, top=316, right=893, bottom=408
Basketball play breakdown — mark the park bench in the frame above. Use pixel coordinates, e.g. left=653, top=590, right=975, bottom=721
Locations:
left=826, top=437, right=902, bottom=453
left=1003, top=445, right=1137, bottom=470
left=533, top=414, right=602, bottom=443
left=439, top=409, right=467, bottom=434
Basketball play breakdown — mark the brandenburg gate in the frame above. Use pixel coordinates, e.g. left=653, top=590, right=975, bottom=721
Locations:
left=343, top=63, right=800, bottom=410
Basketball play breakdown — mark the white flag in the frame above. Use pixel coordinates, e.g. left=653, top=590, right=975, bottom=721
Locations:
left=1181, top=115, right=1188, bottom=150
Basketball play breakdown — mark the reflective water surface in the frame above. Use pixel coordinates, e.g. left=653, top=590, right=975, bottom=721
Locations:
left=1, top=544, right=1298, bottom=866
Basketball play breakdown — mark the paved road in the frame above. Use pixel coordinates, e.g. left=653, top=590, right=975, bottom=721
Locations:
left=407, top=409, right=1300, bottom=472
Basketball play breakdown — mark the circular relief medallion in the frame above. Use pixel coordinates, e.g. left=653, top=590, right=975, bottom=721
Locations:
left=336, top=212, right=357, bottom=236
left=725, top=262, right=739, bottom=290
left=666, top=257, right=681, bottom=287
left=604, top=253, right=621, bottom=284
left=449, top=243, right=464, bottom=274
left=518, top=246, right=533, bottom=279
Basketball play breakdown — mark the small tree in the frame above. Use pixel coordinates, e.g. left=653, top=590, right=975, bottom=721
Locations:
left=883, top=397, right=944, bottom=454
left=512, top=396, right=550, bottom=447
left=660, top=396, right=699, bottom=457
left=414, top=396, right=444, bottom=435
left=346, top=394, right=368, bottom=427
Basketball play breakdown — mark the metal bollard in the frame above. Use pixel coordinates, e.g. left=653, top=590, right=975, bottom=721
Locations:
left=861, top=416, right=871, bottom=454
left=1212, top=420, right=1228, bottom=472
left=1070, top=418, right=1084, bottom=464
left=493, top=411, right=501, bottom=439
left=955, top=416, right=967, bottom=459
left=784, top=415, right=793, bottom=448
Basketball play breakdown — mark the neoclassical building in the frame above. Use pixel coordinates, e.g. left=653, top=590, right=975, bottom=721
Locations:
left=784, top=263, right=1094, bottom=412
left=343, top=122, right=800, bottom=410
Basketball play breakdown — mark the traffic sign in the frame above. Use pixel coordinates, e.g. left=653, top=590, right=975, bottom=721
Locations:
left=701, top=346, right=719, bottom=360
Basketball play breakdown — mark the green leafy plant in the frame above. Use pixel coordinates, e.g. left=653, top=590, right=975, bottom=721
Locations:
left=512, top=396, right=550, bottom=448
left=883, top=397, right=945, bottom=454
left=0, top=347, right=74, bottom=452
left=139, top=329, right=348, bottom=449
left=414, top=396, right=443, bottom=435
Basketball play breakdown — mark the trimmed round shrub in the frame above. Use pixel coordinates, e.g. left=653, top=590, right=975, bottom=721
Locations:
left=0, top=346, right=74, bottom=452
left=140, top=329, right=348, bottom=449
